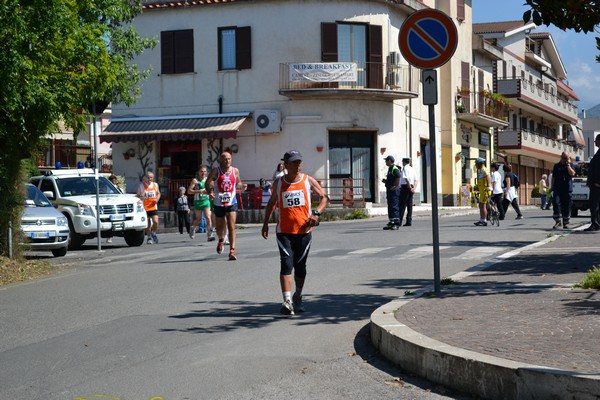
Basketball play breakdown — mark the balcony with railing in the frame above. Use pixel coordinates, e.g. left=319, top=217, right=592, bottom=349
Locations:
left=496, top=78, right=578, bottom=122
left=279, top=61, right=420, bottom=101
left=496, top=127, right=583, bottom=160
left=456, top=89, right=509, bottom=128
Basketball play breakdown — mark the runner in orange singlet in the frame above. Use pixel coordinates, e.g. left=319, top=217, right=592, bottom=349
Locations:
left=261, top=150, right=329, bottom=316
left=137, top=171, right=161, bottom=244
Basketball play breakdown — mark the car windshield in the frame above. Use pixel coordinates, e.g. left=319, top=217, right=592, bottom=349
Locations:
left=56, top=176, right=121, bottom=197
left=26, top=185, right=52, bottom=207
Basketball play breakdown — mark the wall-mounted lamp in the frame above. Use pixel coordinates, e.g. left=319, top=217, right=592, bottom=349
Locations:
left=123, top=148, right=135, bottom=160
left=229, top=144, right=239, bottom=154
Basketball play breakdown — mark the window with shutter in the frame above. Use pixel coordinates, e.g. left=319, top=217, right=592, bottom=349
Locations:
left=218, top=26, right=252, bottom=71
left=161, top=29, right=194, bottom=74
left=321, top=22, right=382, bottom=89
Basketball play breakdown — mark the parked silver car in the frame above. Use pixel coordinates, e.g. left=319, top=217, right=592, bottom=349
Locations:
left=21, top=184, right=70, bottom=257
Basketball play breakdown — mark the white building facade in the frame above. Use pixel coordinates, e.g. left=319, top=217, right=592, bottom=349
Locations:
left=102, top=0, right=447, bottom=209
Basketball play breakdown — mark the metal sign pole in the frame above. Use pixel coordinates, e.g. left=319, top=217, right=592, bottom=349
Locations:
left=422, top=69, right=441, bottom=294
left=93, top=102, right=101, bottom=251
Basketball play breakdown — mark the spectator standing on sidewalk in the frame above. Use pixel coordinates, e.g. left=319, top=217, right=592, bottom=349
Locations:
left=399, top=157, right=417, bottom=226
left=490, top=163, right=505, bottom=221
left=175, top=186, right=191, bottom=235
left=502, top=164, right=523, bottom=220
left=539, top=174, right=548, bottom=210
left=551, top=151, right=576, bottom=230
left=261, top=150, right=329, bottom=316
left=206, top=151, right=244, bottom=261
left=188, top=166, right=215, bottom=242
left=585, top=134, right=600, bottom=231
left=382, top=155, right=401, bottom=230
left=473, top=158, right=492, bottom=226
left=137, top=171, right=161, bottom=244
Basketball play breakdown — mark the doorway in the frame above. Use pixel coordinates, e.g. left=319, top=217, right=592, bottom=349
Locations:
left=328, top=131, right=374, bottom=202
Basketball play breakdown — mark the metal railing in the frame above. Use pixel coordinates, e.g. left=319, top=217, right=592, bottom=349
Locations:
left=163, top=178, right=366, bottom=210
left=457, top=90, right=509, bottom=121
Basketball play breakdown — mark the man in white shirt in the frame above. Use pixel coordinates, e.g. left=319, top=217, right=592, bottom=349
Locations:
left=490, top=163, right=505, bottom=220
left=399, top=157, right=418, bottom=226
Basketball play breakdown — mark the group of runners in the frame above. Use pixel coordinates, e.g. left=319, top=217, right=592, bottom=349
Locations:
left=136, top=150, right=329, bottom=315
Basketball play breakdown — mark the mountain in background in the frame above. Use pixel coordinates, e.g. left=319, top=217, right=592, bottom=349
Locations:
left=581, top=103, right=600, bottom=118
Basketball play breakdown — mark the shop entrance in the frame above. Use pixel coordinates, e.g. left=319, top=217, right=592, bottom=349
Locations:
left=328, top=131, right=374, bottom=203
left=158, top=142, right=202, bottom=209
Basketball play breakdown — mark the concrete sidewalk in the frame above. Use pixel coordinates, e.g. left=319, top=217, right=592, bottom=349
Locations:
left=371, top=224, right=600, bottom=399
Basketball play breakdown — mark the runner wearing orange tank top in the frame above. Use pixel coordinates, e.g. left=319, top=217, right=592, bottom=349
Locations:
left=261, top=150, right=329, bottom=316
left=137, top=171, right=161, bottom=244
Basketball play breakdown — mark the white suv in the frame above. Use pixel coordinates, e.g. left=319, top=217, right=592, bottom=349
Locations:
left=30, top=169, right=147, bottom=249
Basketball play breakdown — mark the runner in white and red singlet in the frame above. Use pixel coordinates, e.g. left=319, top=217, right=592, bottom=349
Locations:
left=206, top=151, right=243, bottom=261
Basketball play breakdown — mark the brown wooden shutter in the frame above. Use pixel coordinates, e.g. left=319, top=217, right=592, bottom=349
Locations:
left=236, top=26, right=251, bottom=70
left=457, top=0, right=465, bottom=21
left=368, top=24, right=383, bottom=89
left=174, top=29, right=194, bottom=73
left=461, top=61, right=470, bottom=111
left=321, top=22, right=338, bottom=62
left=161, top=31, right=174, bottom=74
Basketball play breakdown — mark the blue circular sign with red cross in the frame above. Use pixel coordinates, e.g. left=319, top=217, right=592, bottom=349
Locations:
left=398, top=9, right=458, bottom=69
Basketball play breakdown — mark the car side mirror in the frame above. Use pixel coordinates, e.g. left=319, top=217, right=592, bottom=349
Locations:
left=43, top=191, right=55, bottom=200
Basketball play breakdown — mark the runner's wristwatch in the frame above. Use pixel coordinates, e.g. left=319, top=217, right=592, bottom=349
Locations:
left=312, top=210, right=320, bottom=216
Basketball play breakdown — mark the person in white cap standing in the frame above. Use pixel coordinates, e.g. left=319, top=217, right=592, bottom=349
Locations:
left=399, top=157, right=417, bottom=226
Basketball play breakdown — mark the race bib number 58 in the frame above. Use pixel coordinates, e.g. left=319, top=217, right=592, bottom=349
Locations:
left=283, top=190, right=305, bottom=208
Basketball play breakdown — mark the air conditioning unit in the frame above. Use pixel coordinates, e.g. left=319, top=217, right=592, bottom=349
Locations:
left=387, top=51, right=401, bottom=66
left=254, top=110, right=281, bottom=134
left=387, top=72, right=401, bottom=88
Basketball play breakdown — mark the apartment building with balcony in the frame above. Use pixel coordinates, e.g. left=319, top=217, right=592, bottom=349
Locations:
left=473, top=21, right=584, bottom=205
left=102, top=0, right=450, bottom=207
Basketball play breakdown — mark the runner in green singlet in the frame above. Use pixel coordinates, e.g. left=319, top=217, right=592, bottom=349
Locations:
left=187, top=166, right=215, bottom=241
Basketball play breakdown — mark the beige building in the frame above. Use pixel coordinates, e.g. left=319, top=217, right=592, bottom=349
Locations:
left=473, top=21, right=584, bottom=205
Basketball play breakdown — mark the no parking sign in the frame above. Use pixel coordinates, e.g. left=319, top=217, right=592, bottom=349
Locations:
left=398, top=9, right=458, bottom=70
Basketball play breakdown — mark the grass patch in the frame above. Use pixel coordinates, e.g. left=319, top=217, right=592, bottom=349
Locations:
left=574, top=265, right=600, bottom=289
left=0, top=256, right=55, bottom=286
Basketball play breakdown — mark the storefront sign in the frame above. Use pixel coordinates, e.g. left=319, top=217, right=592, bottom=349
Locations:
left=289, top=62, right=357, bottom=82
left=520, top=155, right=538, bottom=168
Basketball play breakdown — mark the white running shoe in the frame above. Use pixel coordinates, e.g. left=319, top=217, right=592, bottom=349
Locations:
left=280, top=299, right=294, bottom=316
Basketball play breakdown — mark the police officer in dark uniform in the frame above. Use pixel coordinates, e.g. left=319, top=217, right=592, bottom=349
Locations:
left=382, top=155, right=401, bottom=230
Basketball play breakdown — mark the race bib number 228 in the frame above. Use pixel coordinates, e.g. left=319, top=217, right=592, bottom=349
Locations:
left=282, top=190, right=305, bottom=208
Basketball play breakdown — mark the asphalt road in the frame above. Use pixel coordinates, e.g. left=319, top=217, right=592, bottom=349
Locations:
left=0, top=208, right=570, bottom=400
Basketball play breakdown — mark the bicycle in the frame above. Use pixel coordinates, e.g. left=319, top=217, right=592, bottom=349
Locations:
left=487, top=196, right=500, bottom=227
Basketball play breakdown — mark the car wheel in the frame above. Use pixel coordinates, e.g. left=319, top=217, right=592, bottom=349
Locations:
left=124, top=230, right=145, bottom=247
left=51, top=247, right=68, bottom=257
left=66, top=217, right=86, bottom=250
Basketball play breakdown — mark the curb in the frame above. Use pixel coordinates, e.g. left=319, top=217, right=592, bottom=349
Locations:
left=370, top=300, right=600, bottom=399
left=370, top=226, right=600, bottom=400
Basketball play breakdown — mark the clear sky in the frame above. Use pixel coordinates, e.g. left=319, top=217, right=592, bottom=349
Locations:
left=472, top=0, right=600, bottom=112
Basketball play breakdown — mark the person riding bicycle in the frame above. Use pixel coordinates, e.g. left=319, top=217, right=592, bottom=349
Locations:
left=474, top=158, right=492, bottom=226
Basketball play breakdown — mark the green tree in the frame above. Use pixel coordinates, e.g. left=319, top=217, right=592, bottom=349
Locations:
left=523, top=0, right=600, bottom=61
left=0, top=0, right=156, bottom=257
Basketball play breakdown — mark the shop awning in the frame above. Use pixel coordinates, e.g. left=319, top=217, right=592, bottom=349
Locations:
left=100, top=113, right=250, bottom=143
left=569, top=124, right=585, bottom=147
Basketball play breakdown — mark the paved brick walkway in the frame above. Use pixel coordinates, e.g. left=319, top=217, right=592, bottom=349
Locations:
left=395, top=230, right=600, bottom=374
